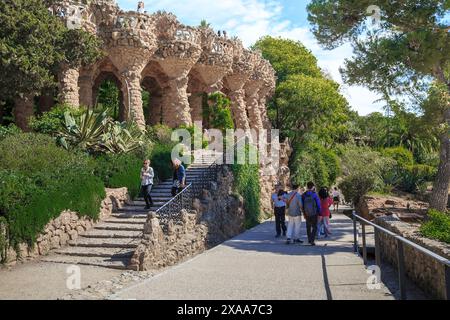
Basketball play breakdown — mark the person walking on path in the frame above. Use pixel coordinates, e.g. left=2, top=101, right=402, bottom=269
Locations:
left=140, top=159, right=154, bottom=210
left=302, top=182, right=321, bottom=246
left=171, top=158, right=186, bottom=197
left=318, top=187, right=333, bottom=237
left=332, top=187, right=341, bottom=213
left=271, top=186, right=287, bottom=238
left=285, top=184, right=304, bottom=245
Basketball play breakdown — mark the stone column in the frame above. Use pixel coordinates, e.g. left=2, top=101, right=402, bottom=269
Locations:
left=189, top=91, right=204, bottom=124
left=78, top=74, right=94, bottom=108
left=161, top=77, right=192, bottom=127
left=244, top=81, right=264, bottom=133
left=224, top=73, right=251, bottom=130
left=58, top=66, right=80, bottom=107
left=14, top=95, right=35, bottom=131
left=121, top=70, right=146, bottom=129
left=148, top=95, right=163, bottom=125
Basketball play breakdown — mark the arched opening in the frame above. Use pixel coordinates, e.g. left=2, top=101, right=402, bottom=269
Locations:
left=141, top=76, right=163, bottom=125
left=92, top=71, right=124, bottom=121
left=187, top=72, right=207, bottom=128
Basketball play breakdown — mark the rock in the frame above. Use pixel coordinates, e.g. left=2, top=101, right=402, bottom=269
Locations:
left=50, top=236, right=61, bottom=249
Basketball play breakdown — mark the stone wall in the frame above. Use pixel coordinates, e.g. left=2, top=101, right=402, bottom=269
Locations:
left=375, top=216, right=450, bottom=300
left=129, top=165, right=245, bottom=271
left=3, top=188, right=130, bottom=265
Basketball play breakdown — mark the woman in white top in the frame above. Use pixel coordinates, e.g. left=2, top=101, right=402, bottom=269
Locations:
left=332, top=187, right=340, bottom=213
left=141, top=159, right=155, bottom=210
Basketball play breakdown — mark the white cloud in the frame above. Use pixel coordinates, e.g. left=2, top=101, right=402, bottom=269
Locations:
left=116, top=0, right=384, bottom=115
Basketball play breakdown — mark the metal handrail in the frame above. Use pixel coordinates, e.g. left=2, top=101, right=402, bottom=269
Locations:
left=352, top=211, right=450, bottom=300
left=155, top=182, right=193, bottom=214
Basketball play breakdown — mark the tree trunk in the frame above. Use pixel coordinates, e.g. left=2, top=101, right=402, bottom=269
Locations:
left=429, top=106, right=450, bottom=212
left=13, top=95, right=35, bottom=132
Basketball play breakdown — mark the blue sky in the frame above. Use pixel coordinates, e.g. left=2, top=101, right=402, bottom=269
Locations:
left=117, top=0, right=386, bottom=115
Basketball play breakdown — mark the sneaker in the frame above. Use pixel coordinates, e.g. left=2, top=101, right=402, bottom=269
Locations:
left=144, top=206, right=151, bottom=210
left=286, top=239, right=291, bottom=245
left=294, top=239, right=304, bottom=244
left=275, top=234, right=281, bottom=238
left=311, top=242, right=316, bottom=246
left=282, top=233, right=286, bottom=237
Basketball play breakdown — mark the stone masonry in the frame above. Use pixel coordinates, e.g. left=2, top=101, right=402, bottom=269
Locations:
left=25, top=0, right=277, bottom=131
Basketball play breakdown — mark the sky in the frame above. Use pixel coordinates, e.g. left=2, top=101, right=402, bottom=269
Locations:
left=116, top=0, right=386, bottom=115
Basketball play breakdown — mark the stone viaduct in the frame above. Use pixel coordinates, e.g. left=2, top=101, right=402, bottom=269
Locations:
left=42, top=0, right=276, bottom=132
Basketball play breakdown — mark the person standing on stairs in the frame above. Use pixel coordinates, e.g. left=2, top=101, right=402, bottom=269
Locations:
left=172, top=158, right=186, bottom=197
left=141, top=159, right=154, bottom=210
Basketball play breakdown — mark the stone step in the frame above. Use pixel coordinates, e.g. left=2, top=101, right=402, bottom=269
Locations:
left=94, top=223, right=144, bottom=232
left=41, top=255, right=130, bottom=270
left=81, top=229, right=143, bottom=239
left=69, top=237, right=140, bottom=249
left=129, top=201, right=166, bottom=207
left=117, top=207, right=158, bottom=214
left=110, top=213, right=148, bottom=219
left=54, top=246, right=135, bottom=258
left=103, top=217, right=147, bottom=225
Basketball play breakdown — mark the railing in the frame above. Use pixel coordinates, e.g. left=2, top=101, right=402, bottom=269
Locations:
left=352, top=211, right=450, bottom=300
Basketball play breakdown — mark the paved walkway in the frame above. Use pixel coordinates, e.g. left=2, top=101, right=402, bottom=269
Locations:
left=112, top=213, right=396, bottom=300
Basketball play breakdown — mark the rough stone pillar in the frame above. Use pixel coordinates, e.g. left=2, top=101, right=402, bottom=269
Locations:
left=228, top=89, right=250, bottom=130
left=78, top=74, right=94, bottom=108
left=224, top=73, right=251, bottom=130
left=38, top=89, right=55, bottom=113
left=148, top=95, right=163, bottom=125
left=244, top=81, right=264, bottom=133
left=189, top=92, right=204, bottom=124
left=161, top=77, right=192, bottom=127
left=121, top=70, right=146, bottom=129
left=14, top=95, right=35, bottom=131
left=58, top=66, right=80, bottom=107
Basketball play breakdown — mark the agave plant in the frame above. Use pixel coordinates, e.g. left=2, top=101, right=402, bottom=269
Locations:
left=101, top=121, right=144, bottom=154
left=58, top=109, right=109, bottom=153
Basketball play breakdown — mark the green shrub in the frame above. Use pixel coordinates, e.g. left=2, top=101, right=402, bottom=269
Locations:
left=397, top=164, right=437, bottom=193
left=420, top=210, right=450, bottom=244
left=381, top=147, right=414, bottom=168
left=0, top=124, right=20, bottom=141
left=29, top=105, right=84, bottom=135
left=232, top=146, right=261, bottom=229
left=146, top=124, right=173, bottom=145
left=93, top=154, right=142, bottom=198
left=150, top=142, right=177, bottom=182
left=0, top=133, right=105, bottom=249
left=204, top=92, right=234, bottom=131
left=291, top=141, right=340, bottom=188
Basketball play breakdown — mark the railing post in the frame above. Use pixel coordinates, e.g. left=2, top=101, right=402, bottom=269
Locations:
left=362, top=223, right=367, bottom=266
left=353, top=211, right=358, bottom=253
left=445, top=264, right=450, bottom=300
left=396, top=238, right=407, bottom=300
left=375, top=228, right=381, bottom=268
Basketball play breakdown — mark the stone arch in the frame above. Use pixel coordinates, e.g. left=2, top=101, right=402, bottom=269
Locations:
left=141, top=61, right=169, bottom=126
left=141, top=76, right=163, bottom=125
left=92, top=71, right=125, bottom=121
left=187, top=70, right=207, bottom=128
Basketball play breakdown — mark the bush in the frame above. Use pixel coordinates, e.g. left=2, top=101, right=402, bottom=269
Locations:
left=204, top=92, right=234, bottom=132
left=0, top=133, right=105, bottom=249
left=29, top=105, right=84, bottom=135
left=381, top=147, right=414, bottom=168
left=150, top=142, right=177, bottom=182
left=232, top=146, right=261, bottom=229
left=420, top=210, right=450, bottom=244
left=290, top=141, right=340, bottom=188
left=93, top=154, right=142, bottom=199
left=0, top=124, right=20, bottom=141
left=397, top=164, right=437, bottom=193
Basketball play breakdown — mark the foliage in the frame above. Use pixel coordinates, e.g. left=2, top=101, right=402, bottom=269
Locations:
left=381, top=147, right=414, bottom=168
left=146, top=124, right=173, bottom=145
left=307, top=0, right=450, bottom=210
left=203, top=92, right=234, bottom=132
left=420, top=210, right=450, bottom=244
left=0, top=0, right=102, bottom=99
left=291, top=141, right=340, bottom=188
left=29, top=104, right=84, bottom=135
left=150, top=142, right=177, bottom=182
left=93, top=154, right=142, bottom=199
left=58, top=109, right=144, bottom=155
left=0, top=124, right=20, bottom=141
left=96, top=80, right=121, bottom=120
left=338, top=145, right=395, bottom=205
left=0, top=133, right=105, bottom=248
left=253, top=36, right=322, bottom=82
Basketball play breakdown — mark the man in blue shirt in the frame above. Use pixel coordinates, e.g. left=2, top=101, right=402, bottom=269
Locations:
left=302, top=181, right=321, bottom=246
left=171, top=158, right=186, bottom=197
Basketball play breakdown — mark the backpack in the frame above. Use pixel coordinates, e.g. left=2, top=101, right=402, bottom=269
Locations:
left=303, top=192, right=318, bottom=216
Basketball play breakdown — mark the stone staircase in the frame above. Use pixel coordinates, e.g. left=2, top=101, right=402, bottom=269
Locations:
left=41, top=151, right=220, bottom=270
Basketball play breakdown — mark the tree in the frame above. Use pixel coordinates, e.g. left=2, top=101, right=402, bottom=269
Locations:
left=308, top=0, right=450, bottom=211
left=199, top=20, right=211, bottom=28
left=0, top=0, right=102, bottom=129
